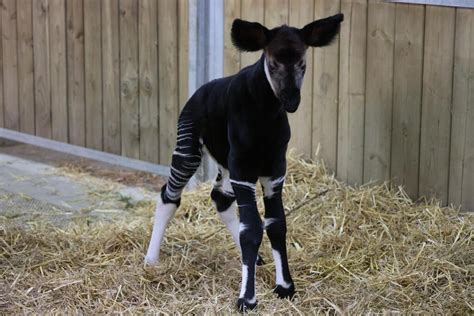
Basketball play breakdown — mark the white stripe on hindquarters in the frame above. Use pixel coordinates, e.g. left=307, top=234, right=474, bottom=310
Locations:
left=145, top=195, right=177, bottom=265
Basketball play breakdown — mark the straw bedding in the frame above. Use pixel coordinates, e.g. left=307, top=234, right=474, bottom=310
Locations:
left=1, top=153, right=472, bottom=314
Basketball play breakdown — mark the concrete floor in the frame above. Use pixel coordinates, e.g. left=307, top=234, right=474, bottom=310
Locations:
left=0, top=139, right=164, bottom=226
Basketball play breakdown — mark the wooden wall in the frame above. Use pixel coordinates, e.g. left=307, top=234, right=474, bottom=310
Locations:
left=224, top=0, right=474, bottom=211
left=0, top=0, right=188, bottom=165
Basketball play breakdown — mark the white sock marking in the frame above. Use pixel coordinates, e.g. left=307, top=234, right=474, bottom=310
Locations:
left=239, top=264, right=256, bottom=304
left=144, top=196, right=177, bottom=265
left=272, top=249, right=292, bottom=288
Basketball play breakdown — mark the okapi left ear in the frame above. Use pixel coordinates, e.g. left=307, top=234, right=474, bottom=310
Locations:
left=301, top=13, right=344, bottom=47
left=231, top=19, right=270, bottom=52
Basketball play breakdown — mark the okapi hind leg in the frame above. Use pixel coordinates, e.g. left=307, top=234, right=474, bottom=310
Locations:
left=144, top=118, right=202, bottom=266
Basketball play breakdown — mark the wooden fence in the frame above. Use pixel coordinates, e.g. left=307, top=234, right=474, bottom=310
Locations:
left=0, top=0, right=188, bottom=165
left=0, top=0, right=472, bottom=211
left=224, top=0, right=473, bottom=211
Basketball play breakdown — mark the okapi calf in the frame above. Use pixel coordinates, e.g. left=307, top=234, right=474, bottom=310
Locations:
left=145, top=13, right=344, bottom=311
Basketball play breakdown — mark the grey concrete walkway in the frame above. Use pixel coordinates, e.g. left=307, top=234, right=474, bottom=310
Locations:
left=0, top=145, right=158, bottom=226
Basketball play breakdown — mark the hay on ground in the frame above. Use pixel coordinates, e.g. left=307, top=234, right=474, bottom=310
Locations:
left=0, top=153, right=472, bottom=314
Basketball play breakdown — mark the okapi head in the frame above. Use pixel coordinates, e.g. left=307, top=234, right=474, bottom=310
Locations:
left=231, top=13, right=344, bottom=113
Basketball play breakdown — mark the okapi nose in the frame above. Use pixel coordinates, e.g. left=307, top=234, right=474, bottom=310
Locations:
left=282, top=91, right=301, bottom=113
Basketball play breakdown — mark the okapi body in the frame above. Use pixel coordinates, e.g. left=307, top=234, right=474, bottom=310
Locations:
left=145, top=13, right=344, bottom=311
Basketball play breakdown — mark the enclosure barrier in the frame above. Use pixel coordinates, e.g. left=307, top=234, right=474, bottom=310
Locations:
left=0, top=0, right=472, bottom=211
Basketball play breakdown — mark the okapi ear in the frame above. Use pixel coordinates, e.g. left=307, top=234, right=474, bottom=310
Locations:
left=231, top=19, right=269, bottom=52
left=300, top=13, right=344, bottom=47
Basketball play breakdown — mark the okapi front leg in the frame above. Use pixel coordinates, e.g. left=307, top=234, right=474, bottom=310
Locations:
left=260, top=176, right=295, bottom=299
left=230, top=179, right=263, bottom=311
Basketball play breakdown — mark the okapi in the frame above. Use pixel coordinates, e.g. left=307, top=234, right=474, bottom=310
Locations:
left=145, top=13, right=344, bottom=311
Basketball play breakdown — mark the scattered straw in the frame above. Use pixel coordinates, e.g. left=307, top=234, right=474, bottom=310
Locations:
left=1, top=153, right=472, bottom=314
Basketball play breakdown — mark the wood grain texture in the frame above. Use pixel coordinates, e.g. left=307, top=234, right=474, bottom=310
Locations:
left=17, top=0, right=34, bottom=134
left=264, top=0, right=288, bottom=28
left=101, top=0, right=121, bottom=155
left=119, top=0, right=139, bottom=159
left=2, top=0, right=19, bottom=130
left=138, top=0, right=159, bottom=163
left=158, top=0, right=178, bottom=165
left=390, top=3, right=424, bottom=197
left=0, top=8, right=3, bottom=128
left=240, top=0, right=264, bottom=68
left=312, top=0, right=341, bottom=168
left=67, top=0, right=86, bottom=146
left=224, top=0, right=241, bottom=76
left=288, top=0, right=313, bottom=158
left=337, top=0, right=367, bottom=185
left=419, top=5, right=455, bottom=204
left=49, top=0, right=68, bottom=142
left=84, top=0, right=103, bottom=150
left=33, top=0, right=52, bottom=138
left=178, top=0, right=189, bottom=110
left=364, top=0, right=395, bottom=183
left=449, top=8, right=474, bottom=211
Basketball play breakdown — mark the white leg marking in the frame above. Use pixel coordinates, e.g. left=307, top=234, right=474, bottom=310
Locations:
left=272, top=249, right=292, bottom=288
left=218, top=202, right=241, bottom=250
left=239, top=223, right=249, bottom=234
left=144, top=196, right=177, bottom=265
left=229, top=179, right=257, bottom=191
left=259, top=176, right=285, bottom=199
left=239, top=264, right=249, bottom=298
left=239, top=264, right=256, bottom=304
left=214, top=167, right=234, bottom=196
left=264, top=217, right=279, bottom=229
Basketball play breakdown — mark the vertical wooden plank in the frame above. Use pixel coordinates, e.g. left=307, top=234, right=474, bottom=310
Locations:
left=312, top=0, right=341, bottom=168
left=84, top=0, right=102, bottom=150
left=67, top=0, right=85, bottom=146
left=119, top=0, right=139, bottom=159
left=17, top=0, right=35, bottom=134
left=240, top=0, right=264, bottom=68
left=390, top=3, right=424, bottom=197
left=158, top=0, right=178, bottom=165
left=33, top=0, right=52, bottom=138
left=337, top=0, right=367, bottom=185
left=49, top=0, right=68, bottom=142
left=449, top=8, right=474, bottom=211
left=224, top=0, right=241, bottom=76
left=0, top=8, right=3, bottom=128
left=264, top=0, right=287, bottom=28
left=178, top=0, right=189, bottom=109
left=288, top=0, right=313, bottom=158
left=2, top=0, right=19, bottom=130
left=102, top=0, right=120, bottom=155
left=419, top=6, right=455, bottom=205
left=138, top=0, right=159, bottom=163
left=364, top=0, right=395, bottom=183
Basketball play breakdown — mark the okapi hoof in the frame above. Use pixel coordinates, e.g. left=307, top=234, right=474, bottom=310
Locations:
left=256, top=254, right=265, bottom=266
left=274, top=283, right=296, bottom=299
left=237, top=298, right=257, bottom=312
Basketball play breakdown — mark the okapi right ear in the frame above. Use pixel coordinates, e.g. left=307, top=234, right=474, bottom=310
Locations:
left=231, top=19, right=269, bottom=52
